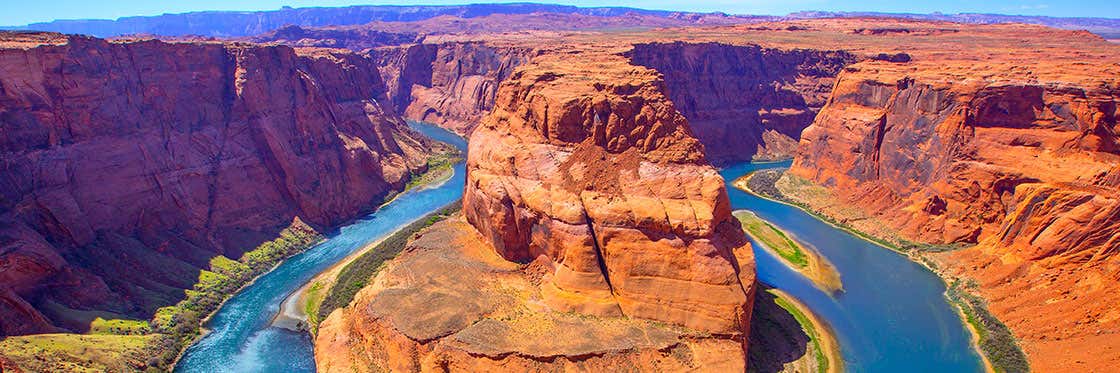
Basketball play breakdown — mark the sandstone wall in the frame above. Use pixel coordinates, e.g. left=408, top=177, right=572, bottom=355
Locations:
left=372, top=42, right=535, bottom=135
left=788, top=60, right=1120, bottom=369
left=0, top=33, right=433, bottom=334
left=462, top=52, right=756, bottom=336
left=628, top=42, right=853, bottom=164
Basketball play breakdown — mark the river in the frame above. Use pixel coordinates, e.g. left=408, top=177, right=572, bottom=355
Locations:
left=177, top=126, right=981, bottom=372
left=174, top=122, right=467, bottom=372
left=723, top=161, right=983, bottom=372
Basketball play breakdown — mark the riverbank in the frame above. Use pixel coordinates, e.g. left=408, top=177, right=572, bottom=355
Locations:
left=272, top=229, right=392, bottom=334
left=273, top=164, right=460, bottom=334
left=749, top=287, right=843, bottom=373
left=0, top=219, right=329, bottom=372
left=732, top=209, right=843, bottom=294
left=740, top=167, right=1020, bottom=373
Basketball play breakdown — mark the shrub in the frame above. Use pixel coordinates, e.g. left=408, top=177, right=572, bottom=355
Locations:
left=317, top=201, right=461, bottom=321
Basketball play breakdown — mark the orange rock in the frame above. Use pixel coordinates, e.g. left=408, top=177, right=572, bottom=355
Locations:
left=462, top=51, right=755, bottom=337
left=315, top=217, right=749, bottom=372
left=779, top=21, right=1120, bottom=371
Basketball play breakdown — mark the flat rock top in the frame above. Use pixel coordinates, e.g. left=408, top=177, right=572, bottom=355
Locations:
left=0, top=31, right=69, bottom=48
left=357, top=217, right=690, bottom=356
left=440, top=18, right=1120, bottom=89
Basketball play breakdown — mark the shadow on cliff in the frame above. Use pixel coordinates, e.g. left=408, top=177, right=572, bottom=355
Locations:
left=748, top=284, right=812, bottom=372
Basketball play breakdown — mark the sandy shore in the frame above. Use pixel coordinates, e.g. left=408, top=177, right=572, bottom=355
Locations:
left=769, top=289, right=843, bottom=373
left=272, top=166, right=455, bottom=333
left=957, top=303, right=998, bottom=373
left=271, top=232, right=391, bottom=332
left=733, top=209, right=843, bottom=294
left=738, top=168, right=1000, bottom=371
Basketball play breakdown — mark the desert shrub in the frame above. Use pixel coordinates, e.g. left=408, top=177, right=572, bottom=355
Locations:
left=317, top=201, right=461, bottom=321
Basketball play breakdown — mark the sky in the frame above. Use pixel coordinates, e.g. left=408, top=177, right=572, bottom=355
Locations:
left=1, top=0, right=1116, bottom=27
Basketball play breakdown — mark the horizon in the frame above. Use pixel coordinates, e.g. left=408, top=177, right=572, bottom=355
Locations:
left=4, top=0, right=1119, bottom=27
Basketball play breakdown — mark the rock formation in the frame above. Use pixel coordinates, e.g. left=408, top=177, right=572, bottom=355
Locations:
left=462, top=52, right=756, bottom=332
left=0, top=32, right=435, bottom=335
left=372, top=42, right=535, bottom=135
left=316, top=48, right=756, bottom=370
left=772, top=20, right=1120, bottom=371
left=628, top=42, right=853, bottom=163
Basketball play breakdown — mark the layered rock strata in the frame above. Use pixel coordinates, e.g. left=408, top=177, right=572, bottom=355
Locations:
left=462, top=52, right=756, bottom=334
left=372, top=42, right=534, bottom=135
left=0, top=32, right=434, bottom=335
left=628, top=42, right=854, bottom=163
left=783, top=27, right=1120, bottom=370
left=316, top=217, right=748, bottom=372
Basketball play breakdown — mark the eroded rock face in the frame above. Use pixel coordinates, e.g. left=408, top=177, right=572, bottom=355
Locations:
left=788, top=60, right=1120, bottom=369
left=373, top=42, right=535, bottom=135
left=790, top=67, right=1119, bottom=247
left=463, top=52, right=756, bottom=335
left=0, top=32, right=433, bottom=334
left=628, top=42, right=854, bottom=164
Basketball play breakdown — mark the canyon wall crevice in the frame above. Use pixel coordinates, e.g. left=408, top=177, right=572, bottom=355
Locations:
left=0, top=33, right=434, bottom=335
left=627, top=42, right=854, bottom=164
left=372, top=42, right=535, bottom=135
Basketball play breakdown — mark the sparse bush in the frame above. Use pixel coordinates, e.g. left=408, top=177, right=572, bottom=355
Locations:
left=317, top=201, right=462, bottom=322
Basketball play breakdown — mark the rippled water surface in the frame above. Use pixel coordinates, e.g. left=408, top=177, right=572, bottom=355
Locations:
left=175, top=122, right=466, bottom=372
left=723, top=161, right=983, bottom=372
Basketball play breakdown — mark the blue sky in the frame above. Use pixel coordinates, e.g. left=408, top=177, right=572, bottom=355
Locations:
left=3, top=1, right=1116, bottom=26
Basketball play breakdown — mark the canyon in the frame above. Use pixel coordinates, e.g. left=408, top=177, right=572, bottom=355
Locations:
left=769, top=21, right=1120, bottom=372
left=310, top=18, right=1120, bottom=371
left=0, top=5, right=1117, bottom=373
left=0, top=32, right=439, bottom=335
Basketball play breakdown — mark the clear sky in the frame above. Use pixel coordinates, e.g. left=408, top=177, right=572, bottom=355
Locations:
left=2, top=0, right=1116, bottom=27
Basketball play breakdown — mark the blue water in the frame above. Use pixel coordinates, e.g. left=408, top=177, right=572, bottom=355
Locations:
left=177, top=124, right=980, bottom=372
left=723, top=161, right=983, bottom=372
left=174, top=122, right=467, bottom=373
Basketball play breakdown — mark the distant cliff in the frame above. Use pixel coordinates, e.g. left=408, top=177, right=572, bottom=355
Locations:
left=7, top=4, right=761, bottom=38
left=372, top=42, right=535, bottom=135
left=0, top=32, right=434, bottom=335
left=629, top=42, right=854, bottom=163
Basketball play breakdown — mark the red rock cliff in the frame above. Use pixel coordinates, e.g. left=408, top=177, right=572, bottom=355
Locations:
left=787, top=45, right=1120, bottom=369
left=463, top=50, right=756, bottom=336
left=372, top=42, right=534, bottom=135
left=628, top=42, right=853, bottom=164
left=0, top=32, right=433, bottom=335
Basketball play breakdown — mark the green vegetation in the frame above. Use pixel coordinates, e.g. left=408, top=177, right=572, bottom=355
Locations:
left=89, top=318, right=151, bottom=335
left=303, top=281, right=326, bottom=334
left=772, top=294, right=829, bottom=373
left=0, top=334, right=163, bottom=373
left=404, top=151, right=462, bottom=192
left=1, top=219, right=326, bottom=372
left=317, top=201, right=462, bottom=322
left=948, top=281, right=1030, bottom=373
left=735, top=210, right=809, bottom=268
left=148, top=219, right=323, bottom=368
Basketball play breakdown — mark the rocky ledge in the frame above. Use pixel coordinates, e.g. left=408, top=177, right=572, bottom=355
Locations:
left=315, top=217, right=746, bottom=372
